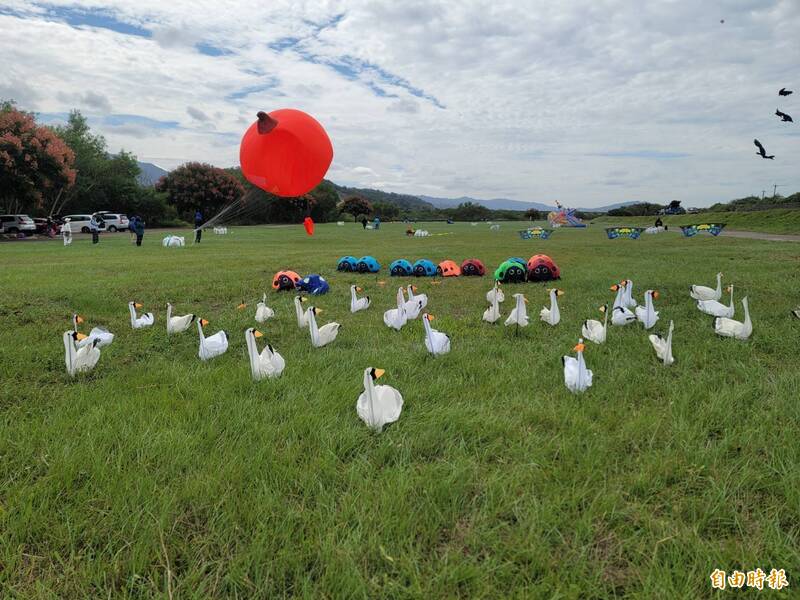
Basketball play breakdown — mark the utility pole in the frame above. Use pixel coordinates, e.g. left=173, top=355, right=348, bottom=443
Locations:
left=773, top=184, right=785, bottom=199
left=761, top=190, right=766, bottom=201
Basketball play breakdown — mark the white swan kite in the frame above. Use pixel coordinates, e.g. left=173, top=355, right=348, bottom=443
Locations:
left=540, top=288, right=563, bottom=326
left=648, top=320, right=675, bottom=365
left=294, top=295, right=308, bottom=328
left=71, top=314, right=114, bottom=348
left=486, top=282, right=505, bottom=304
left=621, top=279, right=637, bottom=309
left=356, top=367, right=403, bottom=432
left=197, top=318, right=229, bottom=360
left=350, top=285, right=370, bottom=313
left=697, top=285, right=734, bottom=318
left=635, top=290, right=660, bottom=329
left=245, top=327, right=285, bottom=379
left=563, top=339, right=592, bottom=393
left=384, top=287, right=408, bottom=331
left=255, top=293, right=275, bottom=323
left=64, top=331, right=101, bottom=376
left=423, top=313, right=450, bottom=355
left=166, top=303, right=195, bottom=334
left=307, top=306, right=340, bottom=347
left=690, top=272, right=722, bottom=301
left=582, top=304, right=608, bottom=344
left=482, top=290, right=501, bottom=323
left=406, top=284, right=427, bottom=310
left=714, top=297, right=752, bottom=340
left=128, top=302, right=154, bottom=329
left=505, top=293, right=529, bottom=328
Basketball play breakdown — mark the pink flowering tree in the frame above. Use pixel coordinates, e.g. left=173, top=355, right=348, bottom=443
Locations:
left=156, top=161, right=244, bottom=219
left=0, top=101, right=76, bottom=213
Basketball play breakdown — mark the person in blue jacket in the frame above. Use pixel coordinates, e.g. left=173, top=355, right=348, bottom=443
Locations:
left=89, top=214, right=101, bottom=244
left=194, top=210, right=203, bottom=243
left=133, top=215, right=145, bottom=246
left=128, top=215, right=138, bottom=243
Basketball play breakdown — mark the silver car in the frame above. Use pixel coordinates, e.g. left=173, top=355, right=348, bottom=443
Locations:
left=0, top=214, right=37, bottom=235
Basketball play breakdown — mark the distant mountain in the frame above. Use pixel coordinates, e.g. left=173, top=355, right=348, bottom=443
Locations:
left=420, top=195, right=553, bottom=212
left=420, top=195, right=639, bottom=213
left=333, top=184, right=435, bottom=211
left=136, top=161, right=169, bottom=187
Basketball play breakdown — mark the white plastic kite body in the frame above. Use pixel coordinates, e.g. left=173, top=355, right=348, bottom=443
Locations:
left=307, top=306, right=340, bottom=347
left=635, top=290, right=660, bottom=330
left=563, top=339, right=592, bottom=393
left=690, top=272, right=722, bottom=301
left=649, top=320, right=675, bottom=365
left=128, top=301, right=154, bottom=329
left=166, top=303, right=195, bottom=334
left=255, top=293, right=276, bottom=322
left=197, top=318, right=229, bottom=360
left=540, top=288, right=563, bottom=326
left=350, top=285, right=370, bottom=313
left=245, top=328, right=285, bottom=379
left=505, top=293, right=529, bottom=327
left=697, top=286, right=734, bottom=318
left=64, top=331, right=101, bottom=376
left=714, top=297, right=752, bottom=340
left=423, top=313, right=450, bottom=355
left=356, top=367, right=403, bottom=432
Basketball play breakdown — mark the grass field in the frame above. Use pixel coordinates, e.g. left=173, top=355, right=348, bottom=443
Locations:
left=1, top=222, right=799, bottom=598
left=591, top=208, right=800, bottom=235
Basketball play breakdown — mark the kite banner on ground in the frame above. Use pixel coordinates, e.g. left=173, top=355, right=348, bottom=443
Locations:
left=680, top=223, right=726, bottom=237
left=605, top=227, right=645, bottom=239
left=518, top=227, right=553, bottom=240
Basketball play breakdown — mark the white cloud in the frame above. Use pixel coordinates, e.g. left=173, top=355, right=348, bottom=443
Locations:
left=0, top=1, right=798, bottom=206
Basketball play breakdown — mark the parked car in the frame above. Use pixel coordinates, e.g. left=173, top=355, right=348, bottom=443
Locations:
left=95, top=212, right=129, bottom=232
left=33, top=218, right=61, bottom=235
left=0, top=214, right=37, bottom=235
left=63, top=214, right=107, bottom=233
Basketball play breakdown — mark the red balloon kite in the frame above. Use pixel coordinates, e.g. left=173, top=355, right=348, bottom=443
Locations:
left=240, top=109, right=333, bottom=197
left=303, top=216, right=315, bottom=236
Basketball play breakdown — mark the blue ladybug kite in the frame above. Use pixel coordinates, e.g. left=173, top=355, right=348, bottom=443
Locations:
left=296, top=274, right=330, bottom=295
left=337, top=256, right=358, bottom=271
left=413, top=259, right=437, bottom=277
left=357, top=256, right=381, bottom=273
left=389, top=259, right=413, bottom=276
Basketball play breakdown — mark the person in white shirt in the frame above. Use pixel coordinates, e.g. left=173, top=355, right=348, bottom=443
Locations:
left=89, top=215, right=100, bottom=244
left=62, top=218, right=73, bottom=246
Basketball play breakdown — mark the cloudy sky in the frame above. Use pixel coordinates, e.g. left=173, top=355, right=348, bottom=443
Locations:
left=1, top=0, right=798, bottom=207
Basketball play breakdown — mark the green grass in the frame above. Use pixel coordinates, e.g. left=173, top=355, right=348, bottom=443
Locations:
left=1, top=222, right=799, bottom=598
left=591, top=208, right=800, bottom=234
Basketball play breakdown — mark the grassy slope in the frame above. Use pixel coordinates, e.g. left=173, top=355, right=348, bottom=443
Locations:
left=591, top=208, right=800, bottom=234
left=1, top=223, right=799, bottom=598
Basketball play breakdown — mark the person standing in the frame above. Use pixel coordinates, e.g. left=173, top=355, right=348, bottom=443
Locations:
left=194, top=210, right=203, bottom=243
left=134, top=216, right=145, bottom=246
left=61, top=217, right=73, bottom=246
left=89, top=214, right=100, bottom=244
left=128, top=215, right=137, bottom=243
left=361, top=216, right=367, bottom=229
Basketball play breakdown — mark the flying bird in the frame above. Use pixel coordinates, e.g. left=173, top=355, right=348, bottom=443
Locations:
left=753, top=139, right=774, bottom=159
left=778, top=88, right=793, bottom=96
left=775, top=109, right=793, bottom=123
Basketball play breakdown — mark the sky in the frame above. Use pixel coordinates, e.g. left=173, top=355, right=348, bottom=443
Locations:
left=1, top=0, right=798, bottom=207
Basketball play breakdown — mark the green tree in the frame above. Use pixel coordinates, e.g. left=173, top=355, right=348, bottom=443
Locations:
left=339, top=195, right=373, bottom=221
left=373, top=200, right=400, bottom=220
left=157, top=162, right=244, bottom=219
left=0, top=100, right=76, bottom=213
left=51, top=110, right=142, bottom=216
left=524, top=208, right=543, bottom=221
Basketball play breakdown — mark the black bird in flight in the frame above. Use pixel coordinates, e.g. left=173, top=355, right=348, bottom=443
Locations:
left=753, top=139, right=774, bottom=159
left=778, top=88, right=793, bottom=96
left=775, top=109, right=793, bottom=123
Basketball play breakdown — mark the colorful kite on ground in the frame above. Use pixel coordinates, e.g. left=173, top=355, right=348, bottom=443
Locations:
left=680, top=223, right=726, bottom=237
left=605, top=227, right=645, bottom=239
